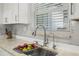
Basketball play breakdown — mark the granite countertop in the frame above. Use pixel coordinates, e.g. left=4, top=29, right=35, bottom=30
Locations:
left=0, top=47, right=13, bottom=56
left=0, top=37, right=79, bottom=56
left=0, top=38, right=30, bottom=56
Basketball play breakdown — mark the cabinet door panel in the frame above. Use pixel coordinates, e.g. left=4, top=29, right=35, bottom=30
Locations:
left=0, top=4, right=3, bottom=24
left=11, top=3, right=18, bottom=23
left=19, top=3, right=31, bottom=24
left=3, top=3, right=18, bottom=24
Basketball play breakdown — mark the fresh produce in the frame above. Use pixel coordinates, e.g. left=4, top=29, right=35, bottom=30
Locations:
left=22, top=47, right=28, bottom=52
left=17, top=45, right=24, bottom=50
left=23, top=43, right=28, bottom=48
left=31, top=44, right=38, bottom=48
left=27, top=44, right=33, bottom=50
left=14, top=43, right=38, bottom=52
left=28, top=44, right=33, bottom=48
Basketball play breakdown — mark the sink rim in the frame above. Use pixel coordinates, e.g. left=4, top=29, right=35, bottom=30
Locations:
left=23, top=47, right=58, bottom=56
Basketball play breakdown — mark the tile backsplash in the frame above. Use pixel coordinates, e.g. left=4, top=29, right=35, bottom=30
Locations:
left=12, top=24, right=30, bottom=36
left=0, top=24, right=6, bottom=35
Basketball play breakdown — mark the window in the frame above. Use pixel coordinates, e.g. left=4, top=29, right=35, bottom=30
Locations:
left=36, top=13, right=52, bottom=31
left=34, top=3, right=69, bottom=32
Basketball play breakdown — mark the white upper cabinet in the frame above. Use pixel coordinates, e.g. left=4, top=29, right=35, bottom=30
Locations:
left=10, top=3, right=18, bottom=23
left=0, top=3, right=31, bottom=24
left=3, top=3, right=18, bottom=24
left=18, top=3, right=31, bottom=24
left=71, top=3, right=79, bottom=20
left=0, top=4, right=3, bottom=24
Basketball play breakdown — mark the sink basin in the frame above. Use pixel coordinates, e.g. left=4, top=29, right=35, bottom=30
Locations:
left=23, top=47, right=57, bottom=56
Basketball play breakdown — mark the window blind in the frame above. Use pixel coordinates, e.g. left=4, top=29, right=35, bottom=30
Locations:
left=34, top=3, right=69, bottom=32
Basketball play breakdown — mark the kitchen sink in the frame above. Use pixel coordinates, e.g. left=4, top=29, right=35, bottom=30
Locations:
left=23, top=47, right=57, bottom=56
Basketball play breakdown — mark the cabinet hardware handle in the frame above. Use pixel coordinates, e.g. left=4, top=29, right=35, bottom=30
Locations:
left=15, top=15, right=17, bottom=21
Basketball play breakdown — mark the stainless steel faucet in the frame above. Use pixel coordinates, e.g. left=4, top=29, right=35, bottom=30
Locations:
left=32, top=25, right=48, bottom=46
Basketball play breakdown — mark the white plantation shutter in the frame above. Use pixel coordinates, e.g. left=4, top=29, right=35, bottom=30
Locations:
left=34, top=3, right=69, bottom=31
left=51, top=7, right=64, bottom=31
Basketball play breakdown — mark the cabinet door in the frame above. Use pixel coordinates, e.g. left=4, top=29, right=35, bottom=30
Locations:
left=19, top=3, right=31, bottom=24
left=71, top=3, right=79, bottom=19
left=7, top=3, right=18, bottom=24
left=3, top=3, right=9, bottom=24
left=3, top=3, right=13, bottom=24
left=12, top=3, right=18, bottom=23
left=3, top=3, right=18, bottom=24
left=0, top=4, right=3, bottom=24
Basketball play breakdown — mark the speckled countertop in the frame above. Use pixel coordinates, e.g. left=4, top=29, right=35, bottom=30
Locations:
left=0, top=38, right=30, bottom=56
left=0, top=36, right=79, bottom=56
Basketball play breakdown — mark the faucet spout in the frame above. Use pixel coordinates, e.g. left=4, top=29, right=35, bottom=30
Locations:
left=32, top=25, right=48, bottom=46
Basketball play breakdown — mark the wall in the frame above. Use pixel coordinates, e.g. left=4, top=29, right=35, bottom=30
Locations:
left=0, top=24, right=6, bottom=35
left=11, top=3, right=35, bottom=37
left=11, top=3, right=70, bottom=37
left=1, top=3, right=79, bottom=46
left=12, top=24, right=29, bottom=36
